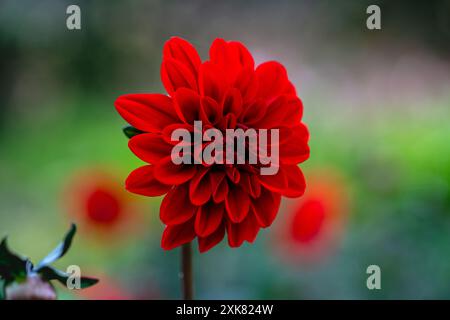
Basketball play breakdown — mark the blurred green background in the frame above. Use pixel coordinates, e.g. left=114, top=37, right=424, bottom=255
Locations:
left=1, top=0, right=449, bottom=299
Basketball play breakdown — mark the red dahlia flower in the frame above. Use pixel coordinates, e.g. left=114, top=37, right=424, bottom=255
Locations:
left=115, top=37, right=310, bottom=252
left=65, top=170, right=143, bottom=242
left=275, top=169, right=349, bottom=263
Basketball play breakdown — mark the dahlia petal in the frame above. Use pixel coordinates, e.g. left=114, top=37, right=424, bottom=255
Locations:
left=129, top=133, right=172, bottom=164
left=225, top=166, right=240, bottom=184
left=255, top=95, right=303, bottom=128
left=255, top=61, right=294, bottom=102
left=226, top=220, right=245, bottom=248
left=250, top=174, right=262, bottom=198
left=251, top=126, right=290, bottom=164
left=234, top=67, right=258, bottom=105
left=173, top=88, right=201, bottom=123
left=160, top=184, right=196, bottom=225
left=162, top=123, right=194, bottom=145
left=210, top=39, right=254, bottom=69
left=277, top=126, right=293, bottom=145
left=283, top=165, right=306, bottom=198
left=221, top=88, right=243, bottom=117
left=154, top=156, right=196, bottom=185
left=228, top=41, right=255, bottom=71
left=213, top=174, right=229, bottom=203
left=163, top=37, right=201, bottom=78
left=285, top=80, right=297, bottom=95
left=218, top=113, right=237, bottom=130
left=209, top=39, right=238, bottom=85
left=253, top=95, right=288, bottom=128
left=226, top=211, right=260, bottom=248
left=194, top=202, right=224, bottom=237
left=115, top=94, right=177, bottom=132
left=200, top=96, right=222, bottom=126
left=199, top=62, right=226, bottom=102
left=280, top=123, right=310, bottom=164
left=198, top=223, right=225, bottom=253
left=257, top=167, right=288, bottom=193
left=240, top=99, right=268, bottom=126
left=239, top=171, right=261, bottom=198
left=209, top=170, right=226, bottom=190
left=209, top=39, right=254, bottom=84
left=209, top=38, right=228, bottom=65
left=161, top=217, right=196, bottom=250
left=282, top=95, right=303, bottom=125
left=225, top=186, right=250, bottom=223
left=209, top=39, right=227, bottom=61
left=126, top=165, right=172, bottom=196
left=241, top=211, right=260, bottom=243
left=251, top=187, right=281, bottom=227
left=239, top=171, right=252, bottom=193
left=189, top=167, right=212, bottom=206
left=161, top=58, right=198, bottom=95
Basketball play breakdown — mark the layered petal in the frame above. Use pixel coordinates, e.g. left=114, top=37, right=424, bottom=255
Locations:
left=162, top=123, right=194, bottom=145
left=160, top=184, right=196, bottom=225
left=115, top=94, right=177, bottom=132
left=200, top=96, right=222, bottom=126
left=189, top=167, right=212, bottom=205
left=161, top=217, right=196, bottom=250
left=126, top=165, right=172, bottom=196
left=129, top=133, right=172, bottom=164
left=283, top=165, right=306, bottom=198
left=239, top=170, right=261, bottom=198
left=234, top=67, right=258, bottom=105
left=255, top=61, right=295, bottom=102
left=199, top=62, right=227, bottom=102
left=253, top=95, right=289, bottom=128
left=195, top=202, right=224, bottom=237
left=279, top=123, right=310, bottom=164
left=173, top=88, right=201, bottom=124
left=221, top=88, right=243, bottom=117
left=163, top=37, right=201, bottom=79
left=225, top=185, right=250, bottom=223
left=226, top=211, right=260, bottom=247
left=198, top=223, right=225, bottom=253
left=254, top=95, right=303, bottom=128
left=212, top=172, right=229, bottom=203
left=251, top=187, right=281, bottom=227
left=154, top=156, right=196, bottom=185
left=161, top=58, right=198, bottom=95
left=209, top=39, right=254, bottom=84
left=257, top=167, right=288, bottom=193
left=239, top=99, right=268, bottom=126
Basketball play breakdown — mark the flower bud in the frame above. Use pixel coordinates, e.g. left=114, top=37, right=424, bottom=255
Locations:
left=6, top=275, right=56, bottom=300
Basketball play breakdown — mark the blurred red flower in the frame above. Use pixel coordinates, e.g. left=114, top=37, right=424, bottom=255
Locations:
left=65, top=170, right=143, bottom=242
left=115, top=37, right=310, bottom=252
left=275, top=169, right=350, bottom=263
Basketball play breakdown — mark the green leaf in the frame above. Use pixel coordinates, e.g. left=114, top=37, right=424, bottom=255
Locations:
left=79, top=276, right=99, bottom=289
left=0, top=279, right=5, bottom=300
left=0, top=238, right=28, bottom=281
left=123, top=125, right=143, bottom=139
left=35, top=224, right=76, bottom=270
left=38, top=266, right=99, bottom=289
